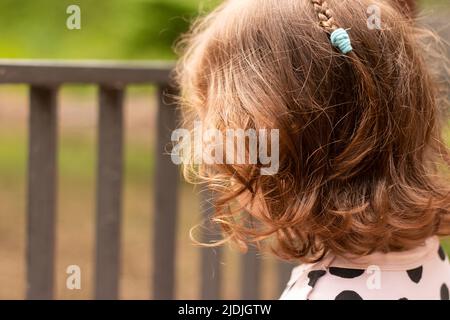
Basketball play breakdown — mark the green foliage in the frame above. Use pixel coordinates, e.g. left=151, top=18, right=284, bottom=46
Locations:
left=122, top=1, right=198, bottom=59
left=0, top=0, right=220, bottom=60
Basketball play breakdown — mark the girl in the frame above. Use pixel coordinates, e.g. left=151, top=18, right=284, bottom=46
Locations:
left=175, top=0, right=450, bottom=299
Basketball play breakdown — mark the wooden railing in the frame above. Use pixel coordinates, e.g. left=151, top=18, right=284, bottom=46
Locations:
left=0, top=59, right=291, bottom=300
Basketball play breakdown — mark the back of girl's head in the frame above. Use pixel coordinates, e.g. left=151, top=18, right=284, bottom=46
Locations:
left=176, top=0, right=450, bottom=262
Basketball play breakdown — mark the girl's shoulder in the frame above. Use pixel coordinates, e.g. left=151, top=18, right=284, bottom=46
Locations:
left=280, top=237, right=450, bottom=300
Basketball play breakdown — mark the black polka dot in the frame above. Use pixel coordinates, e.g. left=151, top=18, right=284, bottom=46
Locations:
left=441, top=284, right=449, bottom=300
left=438, top=246, right=446, bottom=261
left=406, top=266, right=423, bottom=284
left=399, top=297, right=408, bottom=300
left=335, top=290, right=363, bottom=300
left=307, top=270, right=326, bottom=288
left=329, top=267, right=365, bottom=279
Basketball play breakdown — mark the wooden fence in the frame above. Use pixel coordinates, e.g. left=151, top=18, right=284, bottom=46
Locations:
left=0, top=59, right=292, bottom=300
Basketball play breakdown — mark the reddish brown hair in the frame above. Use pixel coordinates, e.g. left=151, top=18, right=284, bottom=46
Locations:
left=175, top=0, right=450, bottom=262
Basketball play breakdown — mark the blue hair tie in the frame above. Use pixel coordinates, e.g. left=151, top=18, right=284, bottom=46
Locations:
left=330, top=28, right=353, bottom=54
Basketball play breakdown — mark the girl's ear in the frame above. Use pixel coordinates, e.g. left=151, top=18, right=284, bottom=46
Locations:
left=391, top=0, right=416, bottom=18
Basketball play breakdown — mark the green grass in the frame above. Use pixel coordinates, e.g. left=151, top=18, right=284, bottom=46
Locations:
left=0, top=130, right=154, bottom=186
left=442, top=240, right=450, bottom=255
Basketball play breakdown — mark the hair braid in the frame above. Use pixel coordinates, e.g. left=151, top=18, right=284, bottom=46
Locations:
left=311, top=0, right=338, bottom=33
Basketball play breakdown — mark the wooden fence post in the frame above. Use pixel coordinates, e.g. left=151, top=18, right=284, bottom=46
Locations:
left=95, top=86, right=124, bottom=300
left=152, top=84, right=179, bottom=300
left=26, top=86, right=58, bottom=300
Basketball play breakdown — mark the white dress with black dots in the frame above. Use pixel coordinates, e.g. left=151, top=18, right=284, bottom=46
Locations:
left=280, top=237, right=450, bottom=300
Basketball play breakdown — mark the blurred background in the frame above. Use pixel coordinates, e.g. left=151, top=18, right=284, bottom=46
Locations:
left=0, top=0, right=449, bottom=299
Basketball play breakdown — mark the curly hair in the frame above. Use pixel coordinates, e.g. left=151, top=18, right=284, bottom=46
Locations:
left=175, top=0, right=450, bottom=262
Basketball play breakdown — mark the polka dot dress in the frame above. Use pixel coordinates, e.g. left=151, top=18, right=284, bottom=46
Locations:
left=280, top=237, right=450, bottom=300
